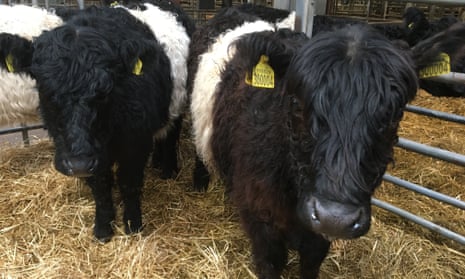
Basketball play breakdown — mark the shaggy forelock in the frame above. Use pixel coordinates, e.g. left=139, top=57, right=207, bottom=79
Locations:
left=32, top=25, right=116, bottom=98
left=286, top=25, right=417, bottom=202
left=31, top=23, right=118, bottom=158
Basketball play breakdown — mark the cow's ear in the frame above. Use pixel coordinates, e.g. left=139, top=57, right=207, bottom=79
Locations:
left=119, top=39, right=157, bottom=76
left=0, top=33, right=33, bottom=73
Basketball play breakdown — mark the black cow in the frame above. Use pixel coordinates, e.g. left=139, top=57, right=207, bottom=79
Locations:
left=31, top=1, right=192, bottom=242
left=412, top=22, right=465, bottom=97
left=403, top=6, right=458, bottom=47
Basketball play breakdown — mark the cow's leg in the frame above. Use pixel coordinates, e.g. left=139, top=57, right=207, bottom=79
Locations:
left=152, top=116, right=182, bottom=179
left=117, top=142, right=150, bottom=235
left=298, top=232, right=330, bottom=279
left=241, top=210, right=287, bottom=279
left=193, top=155, right=210, bottom=191
left=86, top=171, right=115, bottom=242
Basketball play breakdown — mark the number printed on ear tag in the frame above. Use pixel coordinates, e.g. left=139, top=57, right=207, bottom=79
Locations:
left=245, top=55, right=275, bottom=89
left=419, top=52, right=450, bottom=79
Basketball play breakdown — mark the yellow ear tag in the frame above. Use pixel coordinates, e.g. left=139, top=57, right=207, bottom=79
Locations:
left=245, top=55, right=275, bottom=89
left=132, top=58, right=143, bottom=76
left=110, top=1, right=119, bottom=7
left=5, top=53, right=15, bottom=73
left=408, top=22, right=414, bottom=29
left=419, top=52, right=450, bottom=79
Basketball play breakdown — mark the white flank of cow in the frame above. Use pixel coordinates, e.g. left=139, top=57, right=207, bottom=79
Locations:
left=0, top=4, right=62, bottom=126
left=190, top=20, right=276, bottom=173
left=0, top=68, right=39, bottom=125
left=120, top=3, right=191, bottom=138
left=0, top=4, right=62, bottom=40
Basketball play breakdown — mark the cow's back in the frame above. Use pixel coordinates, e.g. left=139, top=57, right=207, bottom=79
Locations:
left=32, top=6, right=173, bottom=135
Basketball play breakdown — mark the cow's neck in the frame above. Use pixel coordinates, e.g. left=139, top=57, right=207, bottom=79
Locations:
left=286, top=95, right=314, bottom=196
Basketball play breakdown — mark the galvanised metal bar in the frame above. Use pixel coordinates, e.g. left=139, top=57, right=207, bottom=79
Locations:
left=372, top=198, right=465, bottom=245
left=396, top=137, right=465, bottom=167
left=383, top=174, right=465, bottom=210
left=0, top=124, right=44, bottom=136
left=405, top=105, right=465, bottom=125
left=77, top=0, right=84, bottom=9
left=399, top=0, right=465, bottom=5
left=428, top=72, right=465, bottom=86
left=21, top=126, right=30, bottom=146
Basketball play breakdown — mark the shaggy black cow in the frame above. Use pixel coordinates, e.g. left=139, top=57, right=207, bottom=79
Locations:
left=403, top=6, right=458, bottom=47
left=190, top=22, right=418, bottom=279
left=31, top=1, right=192, bottom=242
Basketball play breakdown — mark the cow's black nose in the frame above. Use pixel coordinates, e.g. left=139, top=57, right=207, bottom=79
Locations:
left=62, top=157, right=98, bottom=177
left=302, top=196, right=371, bottom=239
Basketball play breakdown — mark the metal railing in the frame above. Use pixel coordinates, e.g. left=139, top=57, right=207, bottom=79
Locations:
left=376, top=104, right=465, bottom=245
left=0, top=124, right=45, bottom=146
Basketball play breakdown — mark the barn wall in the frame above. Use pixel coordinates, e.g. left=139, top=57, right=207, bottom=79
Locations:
left=326, top=0, right=465, bottom=21
left=0, top=0, right=100, bottom=9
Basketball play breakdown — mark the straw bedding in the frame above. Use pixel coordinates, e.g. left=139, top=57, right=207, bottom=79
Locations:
left=1, top=90, right=464, bottom=278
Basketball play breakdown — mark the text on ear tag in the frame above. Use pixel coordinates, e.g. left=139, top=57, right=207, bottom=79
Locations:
left=245, top=55, right=275, bottom=89
left=419, top=52, right=450, bottom=79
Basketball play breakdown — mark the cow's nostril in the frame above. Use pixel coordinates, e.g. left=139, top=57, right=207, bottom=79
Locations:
left=351, top=210, right=363, bottom=231
left=62, top=159, right=75, bottom=175
left=311, top=211, right=319, bottom=222
left=87, top=158, right=98, bottom=173
left=310, top=200, right=320, bottom=222
left=352, top=221, right=361, bottom=231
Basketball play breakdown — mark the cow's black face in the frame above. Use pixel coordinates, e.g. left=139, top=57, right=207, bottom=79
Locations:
left=402, top=7, right=430, bottom=45
left=32, top=25, right=117, bottom=177
left=285, top=25, right=418, bottom=239
left=290, top=95, right=402, bottom=240
left=38, top=73, right=114, bottom=177
left=289, top=97, right=386, bottom=240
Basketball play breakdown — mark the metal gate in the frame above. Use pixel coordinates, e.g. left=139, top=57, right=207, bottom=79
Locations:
left=375, top=105, right=465, bottom=245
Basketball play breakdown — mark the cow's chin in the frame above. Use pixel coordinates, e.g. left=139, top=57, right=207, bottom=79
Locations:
left=320, top=234, right=336, bottom=242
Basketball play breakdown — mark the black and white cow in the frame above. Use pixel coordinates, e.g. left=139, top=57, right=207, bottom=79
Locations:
left=188, top=8, right=418, bottom=278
